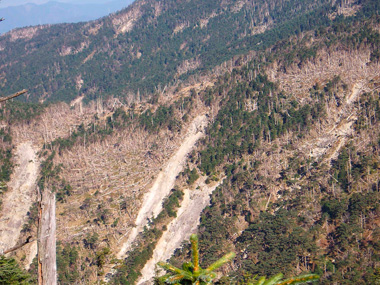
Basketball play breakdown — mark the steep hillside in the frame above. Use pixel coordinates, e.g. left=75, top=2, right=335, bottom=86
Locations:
left=0, top=142, right=38, bottom=255
left=164, top=15, right=380, bottom=284
left=5, top=79, right=214, bottom=282
left=1, top=0, right=380, bottom=284
left=1, top=0, right=378, bottom=103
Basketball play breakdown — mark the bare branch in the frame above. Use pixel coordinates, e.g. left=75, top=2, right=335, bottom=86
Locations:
left=0, top=89, right=28, bottom=103
left=2, top=236, right=33, bottom=255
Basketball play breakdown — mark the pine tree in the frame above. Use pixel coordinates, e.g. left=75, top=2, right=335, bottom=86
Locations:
left=157, top=234, right=235, bottom=284
left=156, top=234, right=319, bottom=285
left=0, top=256, right=30, bottom=284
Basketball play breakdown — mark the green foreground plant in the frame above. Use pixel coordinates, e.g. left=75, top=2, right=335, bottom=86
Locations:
left=0, top=256, right=30, bottom=284
left=157, top=234, right=235, bottom=284
left=245, top=273, right=320, bottom=285
left=157, top=234, right=319, bottom=285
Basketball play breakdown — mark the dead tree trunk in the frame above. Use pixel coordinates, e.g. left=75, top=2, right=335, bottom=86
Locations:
left=37, top=188, right=57, bottom=285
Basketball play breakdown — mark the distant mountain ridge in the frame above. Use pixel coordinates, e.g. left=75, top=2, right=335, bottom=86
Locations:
left=0, top=0, right=133, bottom=34
left=0, top=0, right=379, bottom=105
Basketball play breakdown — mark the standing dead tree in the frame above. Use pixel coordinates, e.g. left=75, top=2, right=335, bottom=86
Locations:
left=37, top=187, right=57, bottom=285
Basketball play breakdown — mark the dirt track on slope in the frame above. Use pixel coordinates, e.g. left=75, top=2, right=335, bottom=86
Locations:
left=117, top=115, right=208, bottom=259
left=0, top=142, right=39, bottom=253
left=138, top=178, right=223, bottom=284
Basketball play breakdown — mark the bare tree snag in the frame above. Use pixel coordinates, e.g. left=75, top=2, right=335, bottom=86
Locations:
left=1, top=236, right=33, bottom=255
left=37, top=188, right=57, bottom=285
left=0, top=89, right=27, bottom=103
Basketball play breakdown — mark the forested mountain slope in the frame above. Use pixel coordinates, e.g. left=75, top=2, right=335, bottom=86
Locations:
left=163, top=14, right=380, bottom=285
left=1, top=0, right=380, bottom=284
left=1, top=0, right=377, bottom=103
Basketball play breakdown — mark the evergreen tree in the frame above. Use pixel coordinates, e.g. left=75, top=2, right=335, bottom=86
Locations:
left=156, top=235, right=319, bottom=285
left=0, top=256, right=30, bottom=284
left=157, top=234, right=235, bottom=284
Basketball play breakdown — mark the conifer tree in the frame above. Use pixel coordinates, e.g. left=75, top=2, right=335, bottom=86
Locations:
left=157, top=234, right=319, bottom=285
left=0, top=256, right=30, bottom=284
left=157, top=234, right=235, bottom=284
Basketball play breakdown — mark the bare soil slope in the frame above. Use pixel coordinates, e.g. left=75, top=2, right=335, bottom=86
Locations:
left=0, top=142, right=39, bottom=253
left=117, top=115, right=208, bottom=259
left=138, top=178, right=223, bottom=284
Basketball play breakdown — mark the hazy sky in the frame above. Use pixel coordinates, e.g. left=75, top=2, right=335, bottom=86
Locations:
left=0, top=0, right=117, bottom=8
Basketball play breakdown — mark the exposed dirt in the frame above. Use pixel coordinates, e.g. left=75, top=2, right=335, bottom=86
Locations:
left=25, top=241, right=38, bottom=270
left=316, top=82, right=363, bottom=164
left=138, top=178, right=223, bottom=284
left=117, top=115, right=208, bottom=259
left=346, top=82, right=362, bottom=105
left=301, top=83, right=361, bottom=165
left=0, top=142, right=39, bottom=253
